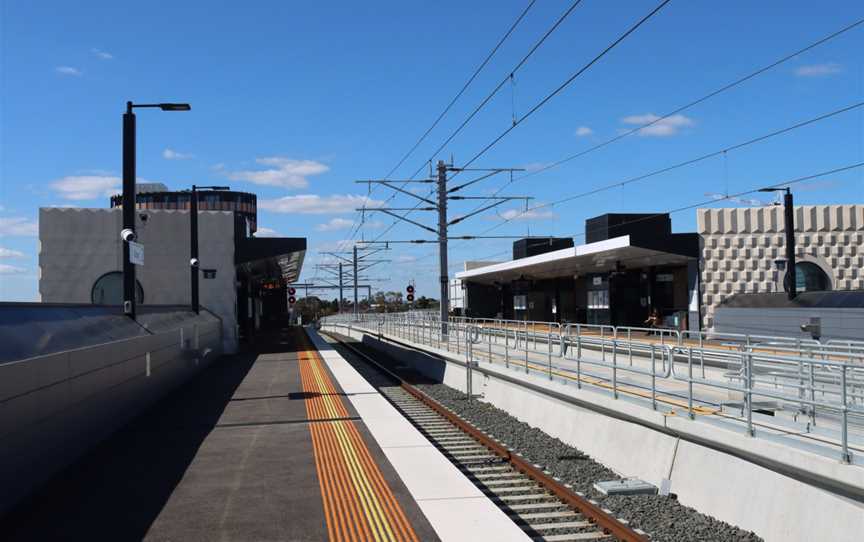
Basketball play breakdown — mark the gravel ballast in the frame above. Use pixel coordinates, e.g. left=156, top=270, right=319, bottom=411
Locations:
left=415, top=383, right=762, bottom=542
left=328, top=333, right=763, bottom=542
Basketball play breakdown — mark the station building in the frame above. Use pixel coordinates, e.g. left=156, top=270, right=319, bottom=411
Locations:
left=39, top=184, right=305, bottom=352
left=455, top=213, right=701, bottom=330
left=455, top=204, right=864, bottom=331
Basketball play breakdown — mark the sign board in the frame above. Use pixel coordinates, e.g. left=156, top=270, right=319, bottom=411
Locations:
left=592, top=276, right=602, bottom=286
left=203, top=269, right=217, bottom=279
left=129, top=241, right=144, bottom=266
left=656, top=273, right=674, bottom=282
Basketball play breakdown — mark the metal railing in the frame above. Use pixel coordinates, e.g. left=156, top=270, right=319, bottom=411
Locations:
left=321, top=312, right=864, bottom=462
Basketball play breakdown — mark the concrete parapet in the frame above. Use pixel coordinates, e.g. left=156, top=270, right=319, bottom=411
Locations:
left=0, top=315, right=222, bottom=516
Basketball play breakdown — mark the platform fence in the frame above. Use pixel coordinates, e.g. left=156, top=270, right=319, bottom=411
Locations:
left=322, top=312, right=864, bottom=463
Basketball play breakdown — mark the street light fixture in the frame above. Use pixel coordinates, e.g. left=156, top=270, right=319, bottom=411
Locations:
left=122, top=101, right=190, bottom=319
left=187, top=185, right=230, bottom=314
left=758, top=186, right=796, bottom=300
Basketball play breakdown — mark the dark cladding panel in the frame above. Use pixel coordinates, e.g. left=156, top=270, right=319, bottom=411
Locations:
left=586, top=214, right=671, bottom=244
left=513, top=237, right=573, bottom=260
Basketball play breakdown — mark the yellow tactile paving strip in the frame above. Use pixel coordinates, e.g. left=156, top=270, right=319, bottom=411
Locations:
left=298, top=338, right=419, bottom=542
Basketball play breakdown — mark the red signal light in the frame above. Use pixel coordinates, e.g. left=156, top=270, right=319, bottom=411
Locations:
left=288, top=296, right=297, bottom=304
left=406, top=285, right=415, bottom=294
left=288, top=287, right=297, bottom=295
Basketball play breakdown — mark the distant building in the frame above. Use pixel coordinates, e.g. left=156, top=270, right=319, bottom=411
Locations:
left=109, top=184, right=258, bottom=233
left=698, top=205, right=864, bottom=328
left=39, top=185, right=305, bottom=352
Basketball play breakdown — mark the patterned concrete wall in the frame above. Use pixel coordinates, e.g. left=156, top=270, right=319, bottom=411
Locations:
left=697, top=205, right=864, bottom=329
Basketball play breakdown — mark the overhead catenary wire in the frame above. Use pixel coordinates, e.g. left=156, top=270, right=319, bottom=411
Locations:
left=464, top=161, right=864, bottom=264
left=342, top=1, right=539, bottom=246
left=475, top=100, right=864, bottom=236
left=368, top=0, right=667, bottom=247
left=459, top=16, right=864, bottom=222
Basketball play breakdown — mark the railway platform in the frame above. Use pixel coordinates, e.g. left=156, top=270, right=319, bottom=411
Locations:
left=0, top=324, right=525, bottom=541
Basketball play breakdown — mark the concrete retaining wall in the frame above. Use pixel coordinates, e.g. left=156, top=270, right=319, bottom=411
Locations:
left=326, top=324, right=864, bottom=542
left=0, top=319, right=222, bottom=516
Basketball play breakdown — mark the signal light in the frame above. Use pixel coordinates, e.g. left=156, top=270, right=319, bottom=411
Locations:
left=407, top=294, right=414, bottom=302
left=288, top=296, right=297, bottom=304
left=406, top=285, right=415, bottom=294
left=288, top=287, right=297, bottom=295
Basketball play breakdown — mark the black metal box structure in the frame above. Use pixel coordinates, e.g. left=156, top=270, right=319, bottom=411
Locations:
left=585, top=213, right=671, bottom=244
left=512, top=237, right=574, bottom=260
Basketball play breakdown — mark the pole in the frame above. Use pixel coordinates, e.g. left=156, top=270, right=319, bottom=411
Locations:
left=784, top=189, right=797, bottom=300
left=122, top=102, right=137, bottom=319
left=437, top=160, right=449, bottom=335
left=353, top=245, right=359, bottom=317
left=190, top=186, right=200, bottom=314
left=338, top=262, right=344, bottom=313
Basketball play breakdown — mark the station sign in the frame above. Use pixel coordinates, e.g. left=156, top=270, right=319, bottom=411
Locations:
left=128, top=241, right=144, bottom=266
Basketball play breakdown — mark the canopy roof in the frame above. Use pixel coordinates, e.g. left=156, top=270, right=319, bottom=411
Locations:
left=455, top=234, right=698, bottom=285
left=236, top=237, right=306, bottom=283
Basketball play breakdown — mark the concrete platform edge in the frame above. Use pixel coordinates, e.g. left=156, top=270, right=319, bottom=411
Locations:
left=306, top=326, right=531, bottom=542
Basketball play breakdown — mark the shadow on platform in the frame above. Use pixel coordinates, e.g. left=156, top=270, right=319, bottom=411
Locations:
left=0, top=323, right=305, bottom=540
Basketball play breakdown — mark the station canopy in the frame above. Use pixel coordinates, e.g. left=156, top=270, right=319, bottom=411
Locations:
left=236, top=237, right=306, bottom=283
left=455, top=234, right=698, bottom=284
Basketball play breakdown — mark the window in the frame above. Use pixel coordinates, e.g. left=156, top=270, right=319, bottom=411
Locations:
left=91, top=271, right=144, bottom=304
left=587, top=290, right=609, bottom=309
left=796, top=262, right=831, bottom=292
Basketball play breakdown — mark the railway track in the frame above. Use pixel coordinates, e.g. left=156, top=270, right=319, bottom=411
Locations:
left=324, top=332, right=649, bottom=542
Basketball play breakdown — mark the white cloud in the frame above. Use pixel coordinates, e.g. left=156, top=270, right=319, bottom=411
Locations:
left=575, top=126, right=593, bottom=137
left=795, top=62, right=842, bottom=77
left=0, top=247, right=25, bottom=258
left=91, top=48, right=113, bottom=60
left=620, top=113, right=694, bottom=137
left=162, top=148, right=194, bottom=160
left=0, top=217, right=38, bottom=237
left=315, top=217, right=355, bottom=232
left=493, top=207, right=558, bottom=221
left=254, top=227, right=280, bottom=237
left=225, top=157, right=329, bottom=188
left=0, top=263, right=26, bottom=274
left=259, top=194, right=384, bottom=214
left=50, top=175, right=120, bottom=200
left=55, top=66, right=82, bottom=76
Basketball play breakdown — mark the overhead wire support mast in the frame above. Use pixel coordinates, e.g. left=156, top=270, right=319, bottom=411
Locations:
left=357, top=162, right=529, bottom=334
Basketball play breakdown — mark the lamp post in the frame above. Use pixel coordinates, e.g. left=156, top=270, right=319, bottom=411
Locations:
left=122, top=102, right=190, bottom=319
left=188, top=185, right=230, bottom=314
left=759, top=187, right=796, bottom=300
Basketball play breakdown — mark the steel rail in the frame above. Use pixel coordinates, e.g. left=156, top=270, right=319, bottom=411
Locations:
left=324, top=330, right=648, bottom=542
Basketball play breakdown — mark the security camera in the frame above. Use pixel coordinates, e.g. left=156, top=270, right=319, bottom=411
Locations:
left=120, top=228, right=137, bottom=242
left=190, top=258, right=200, bottom=268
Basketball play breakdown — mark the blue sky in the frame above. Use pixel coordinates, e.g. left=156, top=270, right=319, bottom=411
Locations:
left=1, top=0, right=862, bottom=301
